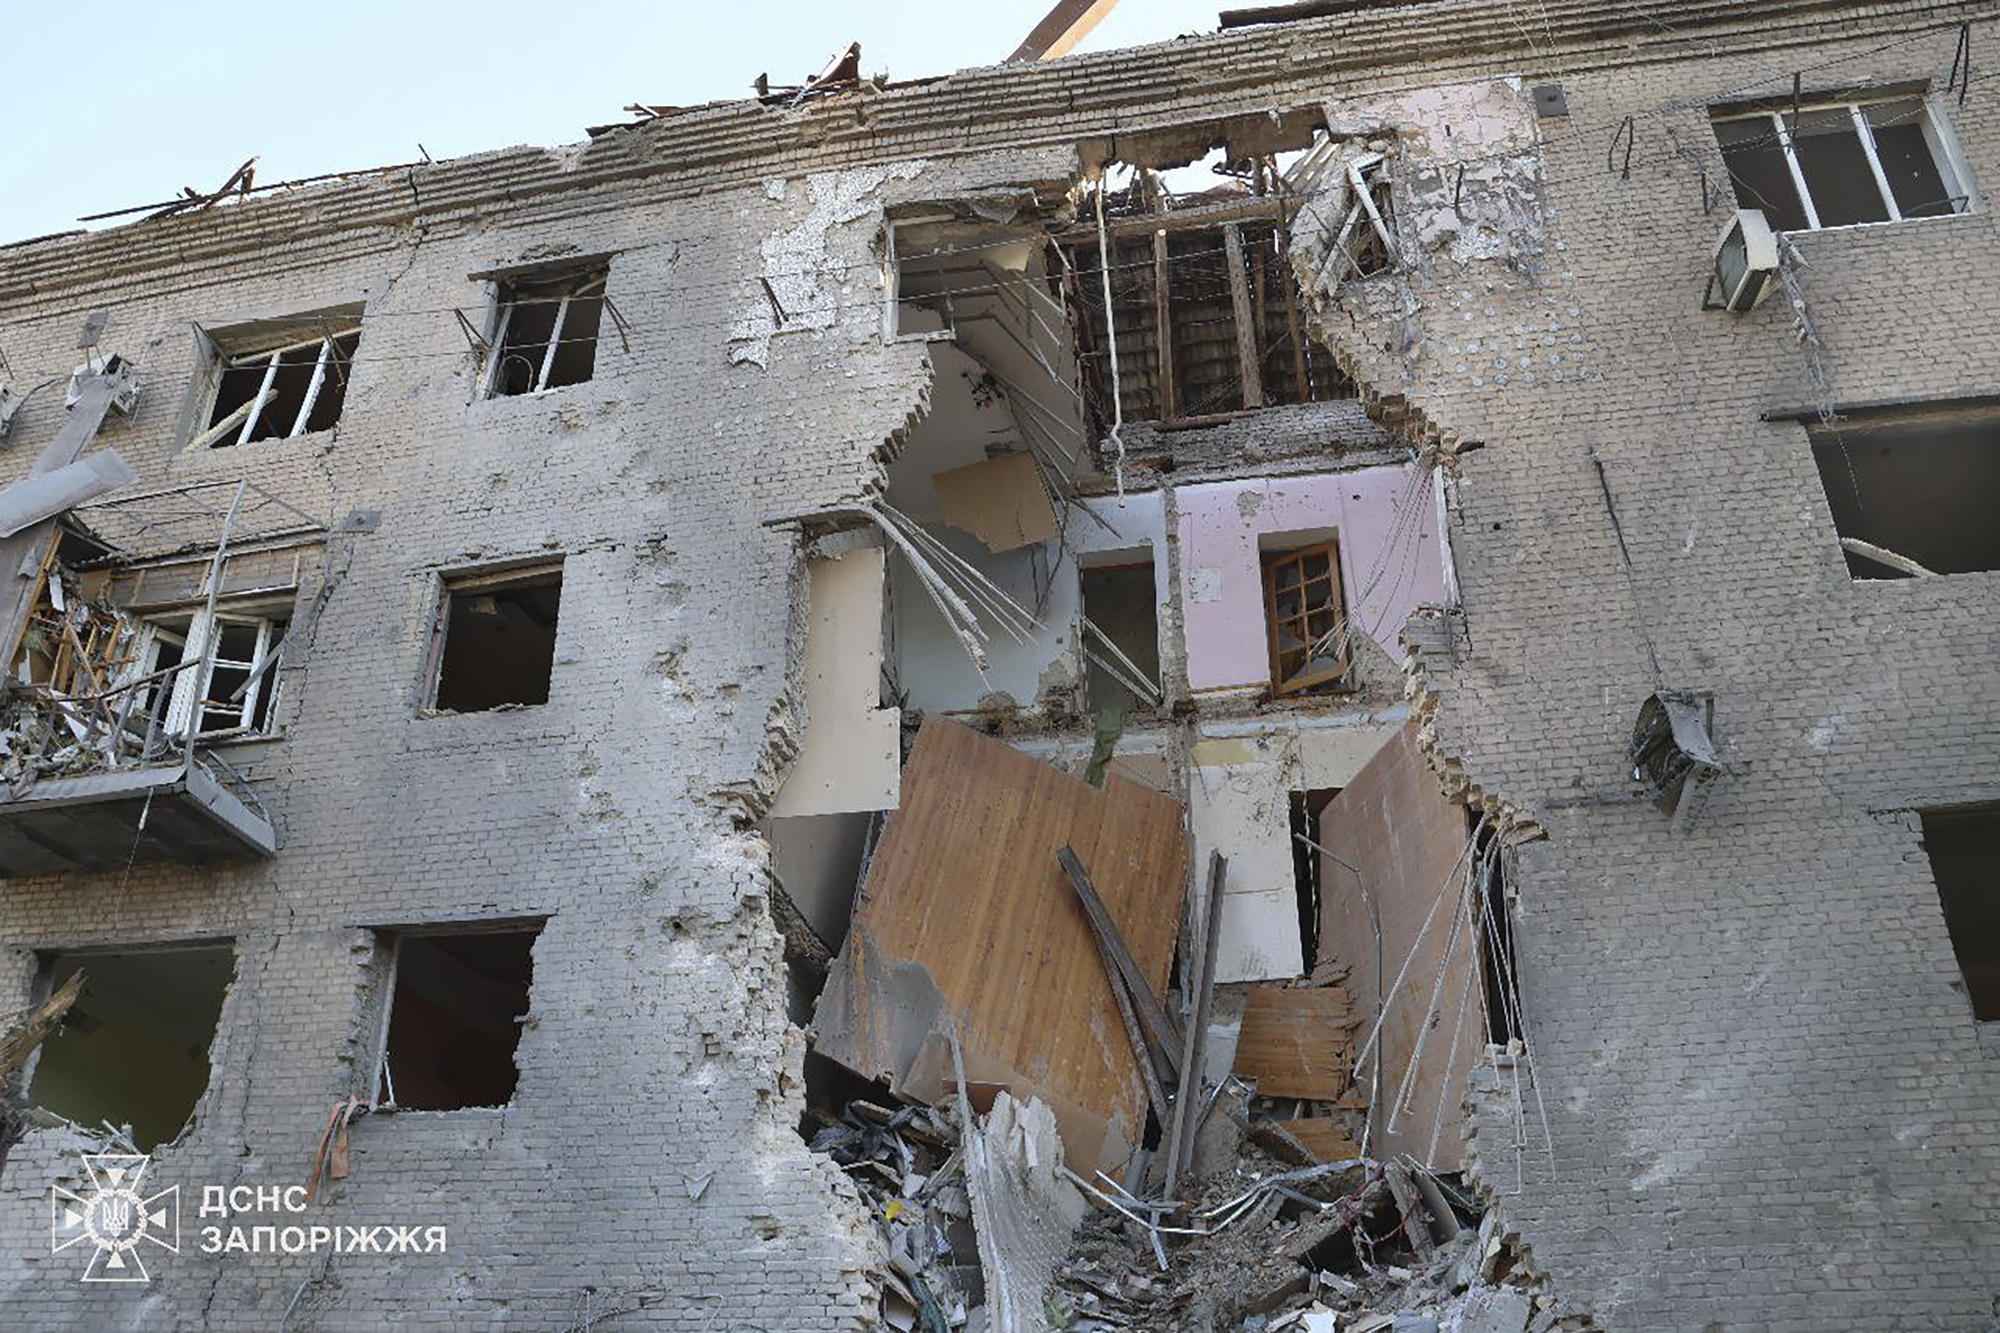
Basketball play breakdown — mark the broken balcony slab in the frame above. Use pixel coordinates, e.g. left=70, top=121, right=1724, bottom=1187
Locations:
left=808, top=717, right=1188, bottom=1176
left=0, top=761, right=276, bottom=876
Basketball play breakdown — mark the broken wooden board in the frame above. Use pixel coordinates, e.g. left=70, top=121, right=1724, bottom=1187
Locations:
left=809, top=717, right=1189, bottom=1175
left=1315, top=719, right=1475, bottom=1170
left=1278, top=1117, right=1361, bottom=1164
left=1231, top=985, right=1359, bottom=1100
left=931, top=452, right=1058, bottom=553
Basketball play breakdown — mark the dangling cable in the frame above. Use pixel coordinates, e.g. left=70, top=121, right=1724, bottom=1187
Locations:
left=1093, top=176, right=1127, bottom=497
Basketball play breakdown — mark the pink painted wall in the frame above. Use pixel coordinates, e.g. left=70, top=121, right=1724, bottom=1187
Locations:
left=1176, top=464, right=1447, bottom=692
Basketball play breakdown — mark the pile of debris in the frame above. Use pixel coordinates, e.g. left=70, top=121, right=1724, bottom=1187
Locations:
left=1056, top=1149, right=1576, bottom=1332
left=793, top=717, right=1588, bottom=1331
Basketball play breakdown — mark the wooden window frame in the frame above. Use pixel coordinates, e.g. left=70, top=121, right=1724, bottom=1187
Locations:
left=1262, top=537, right=1349, bottom=696
left=189, top=327, right=360, bottom=451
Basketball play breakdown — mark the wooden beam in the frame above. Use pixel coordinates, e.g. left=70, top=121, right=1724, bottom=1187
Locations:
left=1152, top=228, right=1178, bottom=421
left=1164, top=852, right=1226, bottom=1200
left=1222, top=224, right=1265, bottom=409
left=1055, top=195, right=1285, bottom=244
left=1008, top=0, right=1123, bottom=61
left=1058, top=846, right=1182, bottom=1073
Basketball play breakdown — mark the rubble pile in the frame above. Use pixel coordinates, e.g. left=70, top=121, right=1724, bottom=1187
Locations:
left=1055, top=1153, right=1587, bottom=1333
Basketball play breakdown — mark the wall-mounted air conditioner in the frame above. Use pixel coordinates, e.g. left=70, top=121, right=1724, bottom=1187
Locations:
left=1702, top=209, right=1779, bottom=312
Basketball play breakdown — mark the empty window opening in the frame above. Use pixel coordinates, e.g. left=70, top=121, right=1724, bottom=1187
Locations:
left=1262, top=536, right=1349, bottom=696
left=376, top=928, right=539, bottom=1110
left=1472, top=820, right=1522, bottom=1046
left=1079, top=557, right=1161, bottom=714
left=196, top=322, right=360, bottom=449
left=28, top=945, right=234, bottom=1151
left=1807, top=403, right=2000, bottom=578
left=1289, top=788, right=1338, bottom=975
left=1066, top=119, right=1352, bottom=428
left=1712, top=95, right=1971, bottom=232
left=1919, top=805, right=2000, bottom=1021
left=427, top=563, right=562, bottom=713
left=486, top=265, right=609, bottom=397
left=129, top=606, right=288, bottom=740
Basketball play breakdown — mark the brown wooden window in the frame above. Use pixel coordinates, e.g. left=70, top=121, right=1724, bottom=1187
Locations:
left=1263, top=539, right=1348, bottom=695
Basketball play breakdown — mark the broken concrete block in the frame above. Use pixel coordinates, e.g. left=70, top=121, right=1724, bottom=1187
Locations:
left=1461, top=1286, right=1533, bottom=1333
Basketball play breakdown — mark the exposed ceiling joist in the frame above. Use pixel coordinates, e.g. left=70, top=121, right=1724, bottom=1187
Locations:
left=1008, top=0, right=1122, bottom=62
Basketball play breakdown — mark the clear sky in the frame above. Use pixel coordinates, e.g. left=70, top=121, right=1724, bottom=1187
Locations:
left=0, top=1, right=1227, bottom=246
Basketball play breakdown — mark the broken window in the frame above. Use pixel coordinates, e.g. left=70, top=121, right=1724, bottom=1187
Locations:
left=1079, top=556, right=1161, bottom=713
left=1263, top=538, right=1348, bottom=695
left=1712, top=95, right=1972, bottom=232
left=373, top=927, right=539, bottom=1110
left=194, top=322, right=360, bottom=449
left=1918, top=805, right=2000, bottom=1021
left=1807, top=402, right=2000, bottom=578
left=1066, top=119, right=1352, bottom=428
left=425, top=562, right=562, bottom=713
left=129, top=606, right=288, bottom=740
left=485, top=264, right=609, bottom=397
left=27, top=944, right=235, bottom=1150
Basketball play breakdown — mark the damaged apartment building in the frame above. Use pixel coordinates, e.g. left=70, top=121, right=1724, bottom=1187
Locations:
left=0, top=0, right=1996, bottom=1328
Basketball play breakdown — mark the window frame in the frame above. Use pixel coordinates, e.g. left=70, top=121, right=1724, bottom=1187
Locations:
left=190, top=328, right=359, bottom=451
left=1712, top=94, right=1974, bottom=232
left=130, top=604, right=288, bottom=742
left=1262, top=537, right=1350, bottom=696
left=482, top=267, right=609, bottom=398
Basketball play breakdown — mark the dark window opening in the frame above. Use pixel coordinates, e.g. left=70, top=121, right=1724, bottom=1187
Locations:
left=201, top=329, right=359, bottom=447
left=1919, top=806, right=2000, bottom=1021
left=1472, top=821, right=1522, bottom=1045
left=379, top=928, right=539, bottom=1110
left=428, top=563, right=562, bottom=713
left=1079, top=559, right=1161, bottom=714
left=487, top=265, right=609, bottom=397
left=1289, top=789, right=1338, bottom=975
left=1807, top=403, right=2000, bottom=578
left=28, top=945, right=235, bottom=1151
left=1262, top=538, right=1349, bottom=696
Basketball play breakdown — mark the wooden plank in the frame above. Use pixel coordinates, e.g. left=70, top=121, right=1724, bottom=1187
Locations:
left=1222, top=224, right=1265, bottom=409
left=1279, top=1117, right=1362, bottom=1164
left=810, top=717, right=1189, bottom=1175
left=1232, top=985, right=1360, bottom=1099
left=1151, top=228, right=1178, bottom=421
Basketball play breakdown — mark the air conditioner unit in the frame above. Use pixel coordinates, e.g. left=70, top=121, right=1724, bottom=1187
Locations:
left=1702, top=209, right=1779, bottom=312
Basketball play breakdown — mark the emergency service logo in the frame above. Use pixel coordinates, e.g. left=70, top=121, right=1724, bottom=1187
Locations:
left=50, top=1151, right=179, bottom=1282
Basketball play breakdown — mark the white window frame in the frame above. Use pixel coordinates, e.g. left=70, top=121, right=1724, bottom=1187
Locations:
left=1715, top=95, right=1975, bottom=232
left=484, top=269, right=608, bottom=397
left=133, top=607, right=286, bottom=740
left=191, top=329, right=358, bottom=450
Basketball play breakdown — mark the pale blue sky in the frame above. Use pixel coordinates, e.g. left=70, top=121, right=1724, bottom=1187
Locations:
left=0, top=1, right=1225, bottom=245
